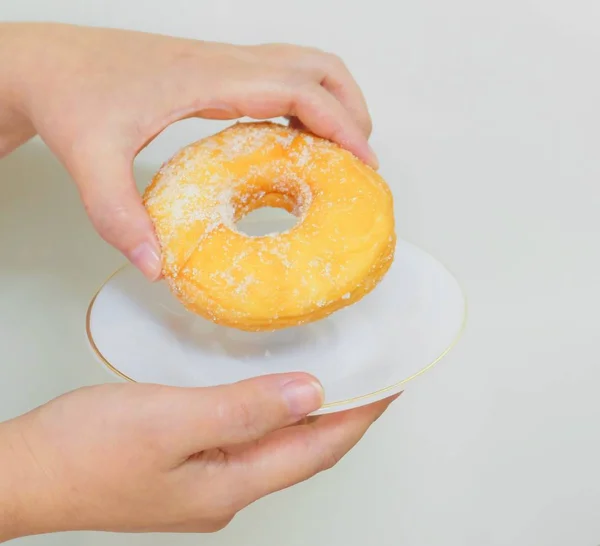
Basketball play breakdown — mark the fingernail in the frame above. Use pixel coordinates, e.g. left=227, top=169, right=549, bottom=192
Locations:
left=281, top=378, right=324, bottom=418
left=129, top=241, right=162, bottom=281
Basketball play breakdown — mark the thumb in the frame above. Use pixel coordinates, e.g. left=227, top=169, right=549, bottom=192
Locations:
left=70, top=145, right=162, bottom=281
left=174, top=373, right=324, bottom=453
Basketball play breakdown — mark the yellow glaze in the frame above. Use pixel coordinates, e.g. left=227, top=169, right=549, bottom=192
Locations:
left=143, top=121, right=395, bottom=331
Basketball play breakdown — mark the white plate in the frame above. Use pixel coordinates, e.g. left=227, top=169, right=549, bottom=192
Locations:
left=86, top=213, right=466, bottom=415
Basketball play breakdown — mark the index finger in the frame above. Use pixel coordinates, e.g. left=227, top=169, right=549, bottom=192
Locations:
left=318, top=53, right=373, bottom=138
left=223, top=80, right=378, bottom=168
left=292, top=85, right=378, bottom=168
left=287, top=55, right=372, bottom=140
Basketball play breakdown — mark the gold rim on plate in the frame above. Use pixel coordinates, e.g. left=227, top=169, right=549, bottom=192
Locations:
left=85, top=263, right=468, bottom=410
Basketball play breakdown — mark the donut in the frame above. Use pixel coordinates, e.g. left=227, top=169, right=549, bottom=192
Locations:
left=142, top=121, right=395, bottom=332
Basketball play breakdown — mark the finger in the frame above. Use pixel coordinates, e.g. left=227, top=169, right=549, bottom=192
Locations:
left=317, top=54, right=373, bottom=138
left=251, top=45, right=371, bottom=137
left=224, top=394, right=400, bottom=504
left=69, top=143, right=162, bottom=281
left=227, top=81, right=377, bottom=169
left=171, top=372, right=324, bottom=454
left=292, top=85, right=378, bottom=169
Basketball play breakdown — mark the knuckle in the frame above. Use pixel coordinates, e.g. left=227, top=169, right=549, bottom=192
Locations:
left=307, top=49, right=347, bottom=73
left=237, top=400, right=261, bottom=438
left=324, top=51, right=346, bottom=69
left=220, top=398, right=262, bottom=440
left=327, top=121, right=347, bottom=144
left=320, top=447, right=343, bottom=472
left=298, top=430, right=342, bottom=476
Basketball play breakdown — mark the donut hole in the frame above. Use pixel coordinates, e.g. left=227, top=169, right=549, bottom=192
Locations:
left=233, top=185, right=307, bottom=237
left=236, top=206, right=299, bottom=237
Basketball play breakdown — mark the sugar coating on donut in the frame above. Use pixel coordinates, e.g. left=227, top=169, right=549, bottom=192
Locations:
left=143, top=121, right=395, bottom=331
left=144, top=123, right=324, bottom=274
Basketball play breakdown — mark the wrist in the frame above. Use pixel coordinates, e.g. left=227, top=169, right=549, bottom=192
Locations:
left=0, top=416, right=65, bottom=541
left=0, top=419, right=29, bottom=541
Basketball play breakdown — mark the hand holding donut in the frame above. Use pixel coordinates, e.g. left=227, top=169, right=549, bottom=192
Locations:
left=0, top=22, right=376, bottom=280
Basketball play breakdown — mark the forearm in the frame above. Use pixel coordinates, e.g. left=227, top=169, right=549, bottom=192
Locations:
left=0, top=23, right=38, bottom=158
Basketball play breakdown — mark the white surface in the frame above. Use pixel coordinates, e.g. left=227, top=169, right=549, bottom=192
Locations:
left=2, top=1, right=600, bottom=545
left=88, top=236, right=465, bottom=414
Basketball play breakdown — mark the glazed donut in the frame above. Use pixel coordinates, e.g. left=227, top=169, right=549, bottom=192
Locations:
left=143, top=121, right=395, bottom=331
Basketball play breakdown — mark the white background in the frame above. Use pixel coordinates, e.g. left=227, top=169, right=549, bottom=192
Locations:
left=2, top=1, right=600, bottom=545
